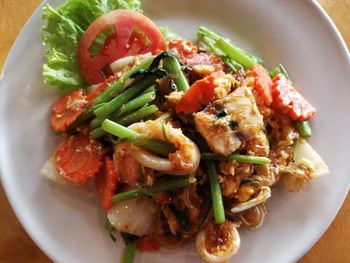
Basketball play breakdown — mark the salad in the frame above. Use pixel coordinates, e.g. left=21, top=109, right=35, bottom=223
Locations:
left=39, top=0, right=329, bottom=262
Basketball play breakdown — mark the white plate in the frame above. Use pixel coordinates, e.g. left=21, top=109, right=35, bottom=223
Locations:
left=1, top=0, right=350, bottom=262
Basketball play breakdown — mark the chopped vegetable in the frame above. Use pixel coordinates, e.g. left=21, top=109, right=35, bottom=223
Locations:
left=115, top=91, right=156, bottom=118
left=112, top=176, right=196, bottom=202
left=50, top=89, right=89, bottom=132
left=102, top=119, right=139, bottom=138
left=93, top=56, right=154, bottom=105
left=117, top=104, right=159, bottom=126
left=216, top=38, right=256, bottom=69
left=250, top=64, right=273, bottom=105
left=271, top=74, right=316, bottom=121
left=101, top=120, right=176, bottom=156
left=205, top=161, right=225, bottom=224
left=201, top=153, right=270, bottom=165
left=295, top=121, right=313, bottom=138
left=55, top=133, right=104, bottom=184
left=93, top=74, right=158, bottom=118
left=104, top=219, right=117, bottom=242
left=162, top=56, right=190, bottom=92
left=95, top=157, right=119, bottom=210
left=124, top=136, right=176, bottom=156
left=86, top=76, right=115, bottom=102
left=120, top=242, right=137, bottom=263
left=269, top=63, right=291, bottom=79
left=293, top=138, right=329, bottom=178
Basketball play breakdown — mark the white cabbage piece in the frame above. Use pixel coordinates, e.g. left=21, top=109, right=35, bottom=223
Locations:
left=294, top=139, right=330, bottom=178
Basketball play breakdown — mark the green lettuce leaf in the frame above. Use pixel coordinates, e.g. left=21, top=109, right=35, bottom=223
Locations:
left=41, top=0, right=142, bottom=93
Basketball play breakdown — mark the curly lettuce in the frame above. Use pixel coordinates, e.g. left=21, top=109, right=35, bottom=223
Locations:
left=41, top=0, right=142, bottom=93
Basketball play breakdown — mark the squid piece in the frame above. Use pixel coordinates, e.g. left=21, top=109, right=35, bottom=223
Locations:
left=126, top=119, right=200, bottom=175
left=107, top=197, right=160, bottom=236
left=230, top=186, right=271, bottom=213
left=196, top=220, right=240, bottom=263
left=227, top=204, right=267, bottom=230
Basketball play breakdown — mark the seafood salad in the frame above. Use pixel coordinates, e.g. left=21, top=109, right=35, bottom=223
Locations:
left=40, top=0, right=329, bottom=262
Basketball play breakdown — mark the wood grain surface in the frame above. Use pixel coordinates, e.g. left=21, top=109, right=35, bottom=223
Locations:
left=0, top=0, right=349, bottom=262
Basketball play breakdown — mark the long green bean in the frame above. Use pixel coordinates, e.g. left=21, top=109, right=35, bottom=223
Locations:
left=117, top=105, right=158, bottom=126
left=205, top=161, right=225, bottom=224
left=295, top=121, right=313, bottom=138
left=90, top=116, right=107, bottom=129
left=115, top=92, right=156, bottom=118
left=216, top=38, right=256, bottom=68
left=138, top=85, right=156, bottom=96
left=270, top=63, right=291, bottom=79
left=199, top=35, right=241, bottom=72
left=163, top=56, right=189, bottom=92
left=101, top=119, right=139, bottom=138
left=101, top=120, right=176, bottom=155
left=94, top=75, right=158, bottom=118
left=120, top=242, right=136, bottom=263
left=93, top=56, right=154, bottom=105
left=198, top=26, right=262, bottom=64
left=112, top=176, right=196, bottom=202
left=128, top=136, right=176, bottom=156
left=202, top=153, right=270, bottom=164
left=90, top=127, right=106, bottom=139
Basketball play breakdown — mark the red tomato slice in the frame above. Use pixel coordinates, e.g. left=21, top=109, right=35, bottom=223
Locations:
left=78, top=10, right=166, bottom=84
left=55, top=133, right=104, bottom=185
left=50, top=89, right=89, bottom=132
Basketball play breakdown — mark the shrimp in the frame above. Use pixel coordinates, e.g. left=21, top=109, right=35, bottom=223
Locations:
left=125, top=119, right=200, bottom=175
left=113, top=143, right=142, bottom=186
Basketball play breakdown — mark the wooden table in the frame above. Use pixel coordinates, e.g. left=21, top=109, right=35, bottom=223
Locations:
left=0, top=0, right=349, bottom=262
